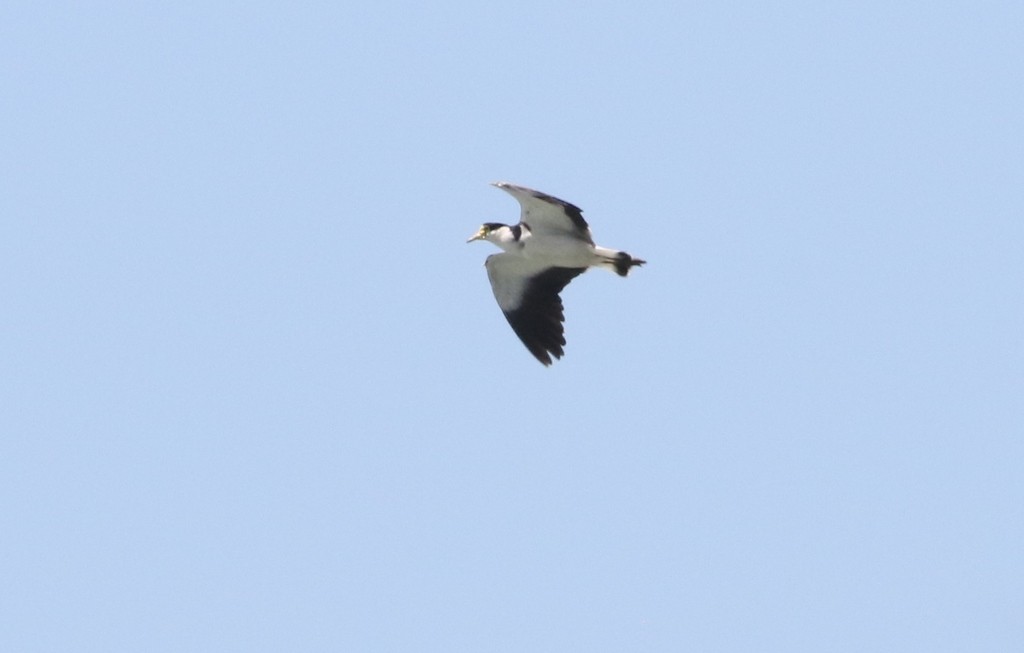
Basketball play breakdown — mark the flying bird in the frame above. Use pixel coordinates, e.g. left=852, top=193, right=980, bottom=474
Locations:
left=467, top=182, right=645, bottom=366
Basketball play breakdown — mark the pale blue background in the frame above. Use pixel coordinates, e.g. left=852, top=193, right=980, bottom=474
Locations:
left=2, top=2, right=1022, bottom=651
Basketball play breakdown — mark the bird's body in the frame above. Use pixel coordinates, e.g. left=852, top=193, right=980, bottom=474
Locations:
left=468, top=182, right=645, bottom=365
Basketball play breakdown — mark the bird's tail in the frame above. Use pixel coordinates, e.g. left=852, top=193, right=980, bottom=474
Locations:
left=594, top=246, right=646, bottom=277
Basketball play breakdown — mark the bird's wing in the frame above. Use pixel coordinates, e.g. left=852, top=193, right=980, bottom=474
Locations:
left=492, top=182, right=593, bottom=242
left=486, top=253, right=587, bottom=366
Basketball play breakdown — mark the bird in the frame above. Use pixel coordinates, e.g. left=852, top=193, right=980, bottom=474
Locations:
left=467, top=182, right=645, bottom=366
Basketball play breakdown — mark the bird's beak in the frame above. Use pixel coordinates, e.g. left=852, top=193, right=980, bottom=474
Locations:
left=466, top=229, right=485, bottom=243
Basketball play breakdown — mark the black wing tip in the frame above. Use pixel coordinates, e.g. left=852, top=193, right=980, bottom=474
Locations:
left=501, top=266, right=586, bottom=366
left=530, top=347, right=558, bottom=366
left=505, top=308, right=568, bottom=366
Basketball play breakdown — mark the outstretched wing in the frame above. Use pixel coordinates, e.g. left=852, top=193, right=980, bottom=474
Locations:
left=492, top=182, right=594, bottom=243
left=485, top=253, right=587, bottom=365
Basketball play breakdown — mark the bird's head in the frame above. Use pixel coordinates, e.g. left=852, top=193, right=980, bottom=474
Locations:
left=466, top=222, right=508, bottom=244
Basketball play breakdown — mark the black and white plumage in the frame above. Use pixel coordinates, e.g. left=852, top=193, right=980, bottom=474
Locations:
left=467, top=182, right=645, bottom=366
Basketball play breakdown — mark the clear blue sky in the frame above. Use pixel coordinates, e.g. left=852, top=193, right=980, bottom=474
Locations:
left=2, top=2, right=1022, bottom=651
